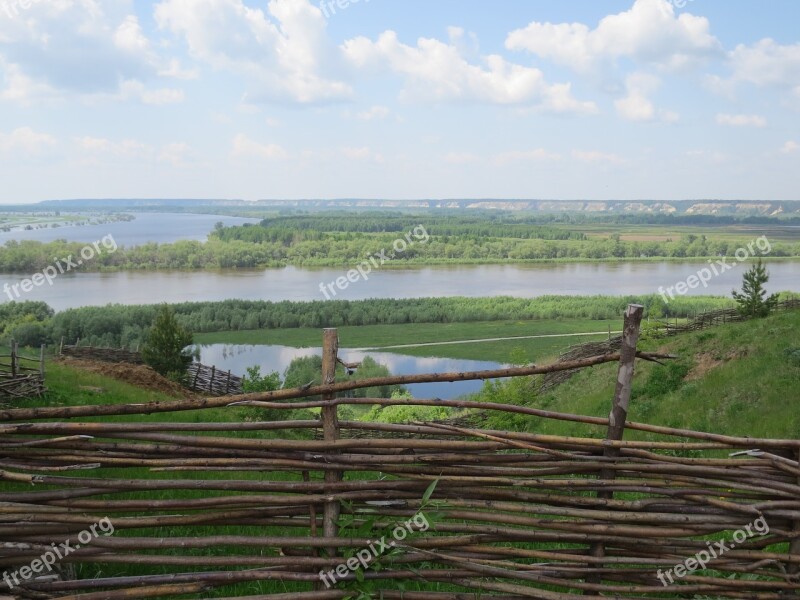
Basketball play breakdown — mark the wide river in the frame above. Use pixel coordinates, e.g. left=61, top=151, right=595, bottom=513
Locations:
left=1, top=262, right=797, bottom=311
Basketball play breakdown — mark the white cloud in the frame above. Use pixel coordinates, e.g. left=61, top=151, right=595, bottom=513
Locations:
left=495, top=149, right=562, bottom=165
left=355, top=105, right=391, bottom=120
left=75, top=136, right=153, bottom=160
left=113, top=15, right=153, bottom=56
left=232, top=133, right=289, bottom=159
left=118, top=80, right=185, bottom=105
left=158, top=59, right=200, bottom=80
left=0, top=62, right=56, bottom=104
left=726, top=39, right=800, bottom=88
left=781, top=141, right=799, bottom=154
left=572, top=150, right=626, bottom=164
left=716, top=113, right=767, bottom=127
left=342, top=30, right=596, bottom=113
left=614, top=73, right=679, bottom=122
left=341, top=146, right=384, bottom=163
left=0, top=127, right=57, bottom=156
left=0, top=1, right=162, bottom=102
left=506, top=0, right=720, bottom=72
left=710, top=39, right=800, bottom=104
left=158, top=142, right=192, bottom=167
left=155, top=0, right=352, bottom=104
left=443, top=152, right=478, bottom=164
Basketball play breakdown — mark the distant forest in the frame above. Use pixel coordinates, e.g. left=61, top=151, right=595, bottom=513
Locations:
left=2, top=212, right=799, bottom=272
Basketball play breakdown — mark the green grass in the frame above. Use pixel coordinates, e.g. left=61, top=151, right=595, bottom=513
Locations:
left=483, top=309, right=800, bottom=441
left=195, top=318, right=623, bottom=364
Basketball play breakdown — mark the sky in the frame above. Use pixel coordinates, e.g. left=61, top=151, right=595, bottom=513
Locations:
left=0, top=0, right=799, bottom=204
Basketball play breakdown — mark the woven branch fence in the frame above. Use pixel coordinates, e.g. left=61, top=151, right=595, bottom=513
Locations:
left=59, top=343, right=144, bottom=365
left=59, top=343, right=243, bottom=396
left=187, top=361, right=244, bottom=396
left=0, top=305, right=797, bottom=599
left=0, top=340, right=45, bottom=400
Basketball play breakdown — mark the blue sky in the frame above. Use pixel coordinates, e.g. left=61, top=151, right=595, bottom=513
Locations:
left=0, top=0, right=798, bottom=203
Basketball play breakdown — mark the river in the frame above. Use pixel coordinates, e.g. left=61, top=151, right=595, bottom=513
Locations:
left=0, top=212, right=259, bottom=246
left=194, top=343, right=505, bottom=399
left=2, top=261, right=797, bottom=311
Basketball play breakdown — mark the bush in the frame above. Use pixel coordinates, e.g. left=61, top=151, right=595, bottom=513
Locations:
left=242, top=366, right=281, bottom=393
left=141, top=305, right=193, bottom=381
left=9, top=323, right=48, bottom=348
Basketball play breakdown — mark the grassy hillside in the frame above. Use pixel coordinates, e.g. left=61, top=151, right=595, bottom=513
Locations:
left=483, top=308, right=800, bottom=440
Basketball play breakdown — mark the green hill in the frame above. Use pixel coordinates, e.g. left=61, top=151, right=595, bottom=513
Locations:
left=483, top=308, right=800, bottom=440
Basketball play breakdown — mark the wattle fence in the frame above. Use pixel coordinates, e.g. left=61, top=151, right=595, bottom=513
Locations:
left=0, top=305, right=797, bottom=598
left=0, top=340, right=45, bottom=400
left=59, top=342, right=243, bottom=396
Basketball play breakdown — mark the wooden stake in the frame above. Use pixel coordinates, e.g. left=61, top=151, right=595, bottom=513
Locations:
left=789, top=448, right=800, bottom=596
left=321, top=329, right=341, bottom=554
left=587, top=304, right=644, bottom=590
left=10, top=339, right=16, bottom=378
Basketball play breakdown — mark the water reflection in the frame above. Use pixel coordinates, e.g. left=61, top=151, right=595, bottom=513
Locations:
left=193, top=343, right=508, bottom=400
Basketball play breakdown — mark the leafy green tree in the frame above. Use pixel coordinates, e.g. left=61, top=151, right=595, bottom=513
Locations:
left=242, top=365, right=281, bottom=393
left=141, top=305, right=194, bottom=380
left=347, top=356, right=406, bottom=398
left=732, top=259, right=779, bottom=318
left=10, top=323, right=48, bottom=348
left=283, top=355, right=323, bottom=392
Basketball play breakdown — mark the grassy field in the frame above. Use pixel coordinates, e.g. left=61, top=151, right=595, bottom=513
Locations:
left=482, top=308, right=800, bottom=441
left=194, top=318, right=624, bottom=364
left=573, top=223, right=800, bottom=243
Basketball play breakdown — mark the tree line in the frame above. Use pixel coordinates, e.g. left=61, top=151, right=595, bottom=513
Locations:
left=2, top=234, right=799, bottom=273
left=0, top=295, right=738, bottom=350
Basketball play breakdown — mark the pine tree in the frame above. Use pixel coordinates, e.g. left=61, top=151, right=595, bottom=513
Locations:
left=141, top=305, right=194, bottom=380
left=732, top=259, right=779, bottom=318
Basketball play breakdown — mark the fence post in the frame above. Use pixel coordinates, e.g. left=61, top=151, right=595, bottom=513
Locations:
left=191, top=364, right=200, bottom=391
left=789, top=448, right=800, bottom=596
left=10, top=339, right=17, bottom=377
left=321, top=329, right=341, bottom=552
left=225, top=370, right=231, bottom=395
left=209, top=366, right=216, bottom=393
left=587, top=304, right=644, bottom=589
left=39, top=344, right=46, bottom=379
